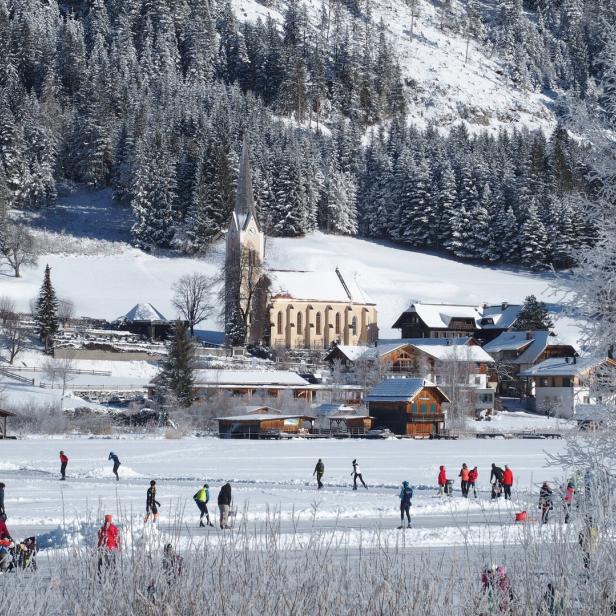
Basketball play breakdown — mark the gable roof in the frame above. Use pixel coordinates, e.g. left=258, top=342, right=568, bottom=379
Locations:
left=268, top=268, right=374, bottom=304
left=193, top=369, right=310, bottom=387
left=326, top=345, right=373, bottom=362
left=218, top=412, right=312, bottom=422
left=520, top=357, right=614, bottom=377
left=393, top=302, right=522, bottom=330
left=484, top=331, right=576, bottom=365
left=366, top=378, right=450, bottom=403
left=410, top=344, right=494, bottom=363
left=118, top=303, right=168, bottom=323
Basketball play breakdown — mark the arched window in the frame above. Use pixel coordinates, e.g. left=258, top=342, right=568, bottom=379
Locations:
left=277, top=312, right=283, bottom=335
left=335, top=312, right=341, bottom=334
left=297, top=312, right=303, bottom=335
left=351, top=316, right=357, bottom=336
left=316, top=312, right=322, bottom=335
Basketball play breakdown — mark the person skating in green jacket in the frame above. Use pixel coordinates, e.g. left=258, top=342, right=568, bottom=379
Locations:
left=193, top=484, right=214, bottom=527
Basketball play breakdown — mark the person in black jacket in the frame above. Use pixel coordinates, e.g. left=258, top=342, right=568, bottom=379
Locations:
left=144, top=480, right=161, bottom=523
left=313, top=459, right=324, bottom=489
left=218, top=483, right=232, bottom=529
left=490, top=463, right=504, bottom=499
left=0, top=482, right=5, bottom=519
left=108, top=452, right=121, bottom=481
left=539, top=482, right=553, bottom=524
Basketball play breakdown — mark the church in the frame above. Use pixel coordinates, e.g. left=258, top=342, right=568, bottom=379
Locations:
left=224, top=140, right=378, bottom=350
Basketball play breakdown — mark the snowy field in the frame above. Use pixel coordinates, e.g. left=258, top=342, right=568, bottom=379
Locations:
left=0, top=436, right=570, bottom=554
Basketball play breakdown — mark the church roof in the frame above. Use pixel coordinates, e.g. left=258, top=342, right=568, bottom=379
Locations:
left=268, top=268, right=374, bottom=305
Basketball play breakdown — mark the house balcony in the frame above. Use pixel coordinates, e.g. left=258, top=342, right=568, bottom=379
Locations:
left=407, top=413, right=445, bottom=422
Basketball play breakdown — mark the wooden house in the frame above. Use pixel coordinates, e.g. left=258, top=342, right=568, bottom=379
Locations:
left=217, top=406, right=314, bottom=438
left=392, top=302, right=522, bottom=343
left=365, top=378, right=450, bottom=437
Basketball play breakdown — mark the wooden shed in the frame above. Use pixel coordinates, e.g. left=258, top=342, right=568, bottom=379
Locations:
left=365, top=378, right=450, bottom=437
left=0, top=409, right=16, bottom=439
left=217, top=407, right=314, bottom=439
left=328, top=412, right=373, bottom=435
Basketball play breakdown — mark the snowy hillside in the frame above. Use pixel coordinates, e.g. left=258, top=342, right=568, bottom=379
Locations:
left=2, top=188, right=579, bottom=345
left=233, top=0, right=555, bottom=133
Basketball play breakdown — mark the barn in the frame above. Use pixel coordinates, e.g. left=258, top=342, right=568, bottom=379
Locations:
left=217, top=406, right=314, bottom=439
left=365, top=378, right=450, bottom=437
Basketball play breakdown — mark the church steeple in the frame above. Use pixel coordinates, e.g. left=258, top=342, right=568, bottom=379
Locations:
left=235, top=136, right=260, bottom=230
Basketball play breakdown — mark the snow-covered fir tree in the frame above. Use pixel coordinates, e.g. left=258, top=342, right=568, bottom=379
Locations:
left=35, top=264, right=58, bottom=354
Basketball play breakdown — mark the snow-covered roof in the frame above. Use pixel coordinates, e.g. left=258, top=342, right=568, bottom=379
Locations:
left=329, top=345, right=372, bottom=361
left=395, top=302, right=522, bottom=330
left=218, top=412, right=312, bottom=422
left=366, top=378, right=450, bottom=403
left=118, top=303, right=168, bottom=323
left=520, top=357, right=612, bottom=377
left=316, top=403, right=357, bottom=415
left=411, top=344, right=494, bottom=363
left=378, top=337, right=475, bottom=347
left=484, top=331, right=575, bottom=365
left=193, top=369, right=310, bottom=387
left=268, top=268, right=374, bottom=304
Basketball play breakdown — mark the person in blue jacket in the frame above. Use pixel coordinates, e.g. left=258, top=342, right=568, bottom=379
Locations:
left=108, top=452, right=121, bottom=481
left=398, top=481, right=413, bottom=529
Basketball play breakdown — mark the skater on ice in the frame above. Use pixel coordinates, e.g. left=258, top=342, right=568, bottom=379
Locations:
left=502, top=465, right=514, bottom=500
left=0, top=482, right=5, bottom=519
left=539, top=482, right=553, bottom=524
left=351, top=459, right=367, bottom=490
left=398, top=481, right=413, bottom=528
left=108, top=452, right=121, bottom=481
left=438, top=466, right=447, bottom=495
left=144, top=480, right=160, bottom=523
left=459, top=463, right=469, bottom=497
left=313, top=459, right=324, bottom=489
left=59, top=450, right=69, bottom=480
left=194, top=483, right=214, bottom=527
left=218, top=483, right=232, bottom=529
left=468, top=466, right=478, bottom=498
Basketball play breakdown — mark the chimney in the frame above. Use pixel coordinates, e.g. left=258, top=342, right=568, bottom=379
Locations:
left=573, top=356, right=577, bottom=364
left=526, top=332, right=532, bottom=340
left=501, top=302, right=508, bottom=311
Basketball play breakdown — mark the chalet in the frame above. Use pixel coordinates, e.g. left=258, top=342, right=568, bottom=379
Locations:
left=113, top=303, right=172, bottom=340
left=484, top=330, right=577, bottom=395
left=365, top=378, right=450, bottom=437
left=190, top=369, right=315, bottom=401
left=217, top=406, right=314, bottom=438
left=0, top=409, right=16, bottom=439
left=520, top=357, right=616, bottom=418
left=392, top=302, right=522, bottom=343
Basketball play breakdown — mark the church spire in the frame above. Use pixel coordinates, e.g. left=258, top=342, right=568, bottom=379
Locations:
left=235, top=135, right=258, bottom=227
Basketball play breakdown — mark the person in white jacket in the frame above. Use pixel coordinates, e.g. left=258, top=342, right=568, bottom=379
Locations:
left=351, top=459, right=368, bottom=490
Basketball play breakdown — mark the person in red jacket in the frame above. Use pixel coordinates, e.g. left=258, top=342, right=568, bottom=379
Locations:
left=97, top=514, right=120, bottom=571
left=502, top=465, right=514, bottom=500
left=59, top=451, right=69, bottom=481
left=468, top=466, right=479, bottom=498
left=459, top=463, right=470, bottom=498
left=438, top=466, right=448, bottom=496
left=0, top=516, right=11, bottom=541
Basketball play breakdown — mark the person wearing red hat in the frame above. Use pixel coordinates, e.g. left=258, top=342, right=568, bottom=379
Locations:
left=97, top=514, right=120, bottom=571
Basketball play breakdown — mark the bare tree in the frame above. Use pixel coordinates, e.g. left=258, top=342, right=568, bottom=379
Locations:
left=434, top=345, right=476, bottom=427
left=43, top=353, right=76, bottom=410
left=1, top=316, right=27, bottom=364
left=0, top=296, right=15, bottom=324
left=57, top=298, right=75, bottom=328
left=172, top=273, right=215, bottom=337
left=0, top=223, right=38, bottom=277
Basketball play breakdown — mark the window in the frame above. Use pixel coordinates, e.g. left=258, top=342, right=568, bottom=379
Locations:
left=335, top=312, right=341, bottom=334
left=420, top=404, right=427, bottom=413
left=474, top=376, right=481, bottom=385
left=351, top=316, right=357, bottom=336
left=430, top=404, right=436, bottom=413
left=541, top=378, right=549, bottom=387
left=411, top=403, right=417, bottom=413
left=316, top=312, right=322, bottom=335
left=583, top=396, right=590, bottom=404
left=562, top=377, right=572, bottom=387
left=277, top=312, right=283, bottom=335
left=297, top=312, right=303, bottom=334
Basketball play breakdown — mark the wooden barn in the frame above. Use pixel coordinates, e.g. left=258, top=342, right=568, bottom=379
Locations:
left=365, top=378, right=450, bottom=437
left=0, top=409, right=16, bottom=439
left=217, top=406, right=315, bottom=439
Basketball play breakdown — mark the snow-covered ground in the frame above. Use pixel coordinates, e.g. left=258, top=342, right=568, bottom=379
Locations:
left=0, top=436, right=570, bottom=552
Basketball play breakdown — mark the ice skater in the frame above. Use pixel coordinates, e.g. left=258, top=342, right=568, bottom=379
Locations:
left=539, top=481, right=553, bottom=524
left=59, top=450, right=69, bottom=480
left=398, top=481, right=413, bottom=529
left=313, top=459, right=324, bottom=489
left=0, top=482, right=5, bottom=519
left=144, top=480, right=161, bottom=523
left=468, top=466, right=478, bottom=498
left=218, top=483, right=232, bottom=529
left=351, top=459, right=367, bottom=490
left=193, top=483, right=214, bottom=527
left=108, top=452, right=121, bottom=481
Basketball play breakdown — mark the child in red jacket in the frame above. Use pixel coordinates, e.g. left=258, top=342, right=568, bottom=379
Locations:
left=438, top=466, right=448, bottom=495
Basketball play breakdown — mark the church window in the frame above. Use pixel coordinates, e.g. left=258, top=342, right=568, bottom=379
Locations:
left=297, top=312, right=303, bottom=334
left=316, top=313, right=322, bottom=335
left=277, top=312, right=283, bottom=335
left=351, top=316, right=357, bottom=336
left=335, top=313, right=341, bottom=334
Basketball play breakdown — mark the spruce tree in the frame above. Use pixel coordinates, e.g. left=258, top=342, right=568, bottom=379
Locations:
left=513, top=295, right=554, bottom=331
left=36, top=264, right=58, bottom=354
left=160, top=321, right=195, bottom=407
